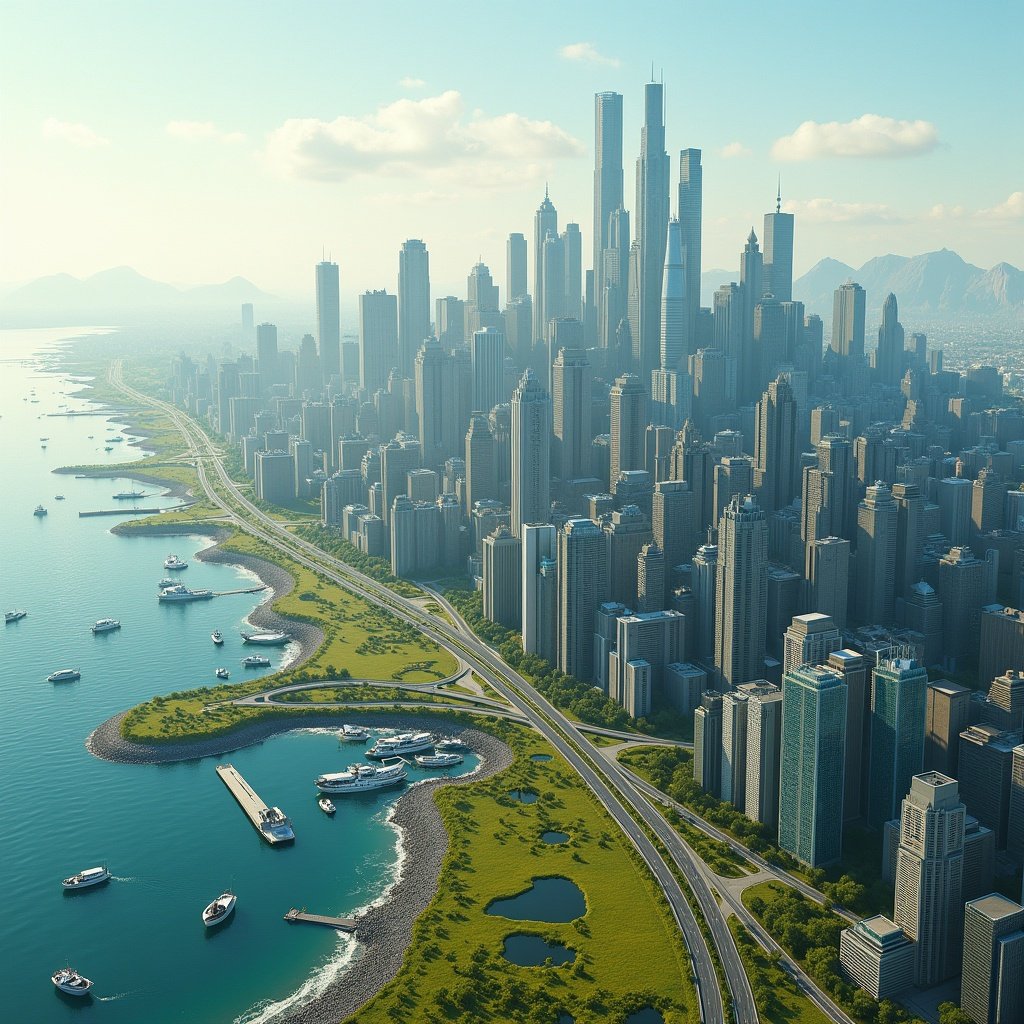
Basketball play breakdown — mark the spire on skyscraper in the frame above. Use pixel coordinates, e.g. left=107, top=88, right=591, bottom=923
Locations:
left=776, top=176, right=782, bottom=214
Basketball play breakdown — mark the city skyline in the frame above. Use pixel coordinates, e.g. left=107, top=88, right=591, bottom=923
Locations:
left=3, top=0, right=1023, bottom=298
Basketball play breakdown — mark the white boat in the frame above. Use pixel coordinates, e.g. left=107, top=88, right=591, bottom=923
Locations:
left=158, top=578, right=177, bottom=589
left=258, top=807, right=294, bottom=842
left=339, top=724, right=369, bottom=742
left=242, top=654, right=271, bottom=668
left=164, top=554, right=188, bottom=570
left=91, top=618, right=121, bottom=633
left=52, top=967, right=93, bottom=997
left=61, top=866, right=110, bottom=890
left=415, top=752, right=464, bottom=769
left=314, top=758, right=408, bottom=794
left=113, top=490, right=147, bottom=500
left=5, top=610, right=27, bottom=624
left=202, top=891, right=237, bottom=927
left=367, top=731, right=434, bottom=760
left=47, top=668, right=81, bottom=683
left=318, top=796, right=336, bottom=815
left=242, top=631, right=290, bottom=646
left=211, top=630, right=224, bottom=645
left=34, top=505, right=47, bottom=517
left=434, top=736, right=467, bottom=752
left=54, top=495, right=65, bottom=501
left=158, top=585, right=213, bottom=602
left=215, top=668, right=230, bottom=680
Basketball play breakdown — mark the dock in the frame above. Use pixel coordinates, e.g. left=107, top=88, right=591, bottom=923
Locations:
left=212, top=585, right=268, bottom=597
left=215, top=764, right=294, bottom=845
left=284, top=908, right=357, bottom=932
left=78, top=502, right=196, bottom=518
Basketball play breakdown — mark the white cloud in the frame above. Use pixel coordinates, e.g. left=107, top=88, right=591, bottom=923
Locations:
left=772, top=114, right=939, bottom=161
left=166, top=120, right=246, bottom=144
left=980, top=191, right=1024, bottom=219
left=559, top=42, right=620, bottom=67
left=398, top=76, right=425, bottom=89
left=719, top=141, right=751, bottom=159
left=41, top=117, right=108, bottom=148
left=265, top=91, right=584, bottom=185
left=782, top=197, right=905, bottom=223
left=927, top=203, right=967, bottom=220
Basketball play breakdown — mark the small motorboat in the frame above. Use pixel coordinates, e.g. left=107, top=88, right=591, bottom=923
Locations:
left=5, top=610, right=27, bottom=624
left=54, top=495, right=65, bottom=501
left=164, top=554, right=188, bottom=570
left=47, top=668, right=81, bottom=683
left=318, top=797, right=336, bottom=815
left=52, top=967, right=93, bottom=997
left=339, top=724, right=369, bottom=742
left=434, top=736, right=467, bottom=752
left=158, top=578, right=177, bottom=589
left=215, top=668, right=230, bottom=680
left=242, top=655, right=271, bottom=668
left=34, top=504, right=48, bottom=517
left=61, top=866, right=110, bottom=890
left=415, top=752, right=464, bottom=769
left=91, top=618, right=121, bottom=634
left=212, top=630, right=224, bottom=645
left=202, top=891, right=237, bottom=928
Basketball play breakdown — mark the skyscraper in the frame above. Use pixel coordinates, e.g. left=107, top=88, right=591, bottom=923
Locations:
left=551, top=347, right=591, bottom=482
left=857, top=482, right=898, bottom=625
left=659, top=218, right=685, bottom=372
left=316, top=260, right=341, bottom=384
left=636, top=542, right=665, bottom=612
left=805, top=535, right=850, bottom=629
left=714, top=494, right=769, bottom=689
left=783, top=613, right=842, bottom=674
left=875, top=292, right=904, bottom=387
left=359, top=290, right=399, bottom=395
left=599, top=206, right=631, bottom=353
left=652, top=480, right=698, bottom=601
left=563, top=222, right=583, bottom=321
left=695, top=691, right=724, bottom=795
left=522, top=523, right=557, bottom=658
left=506, top=232, right=527, bottom=302
left=779, top=664, right=848, bottom=866
left=471, top=326, right=505, bottom=415
left=609, top=374, right=647, bottom=488
left=558, top=517, right=608, bottom=681
left=831, top=281, right=866, bottom=358
left=721, top=689, right=750, bottom=811
left=483, top=526, right=521, bottom=628
left=763, top=185, right=795, bottom=303
left=414, top=338, right=460, bottom=472
left=398, top=240, right=430, bottom=379
left=743, top=681, right=784, bottom=827
left=533, top=188, right=558, bottom=342
left=960, top=894, right=1024, bottom=1024
left=510, top=369, right=551, bottom=538
left=465, top=262, right=500, bottom=335
left=678, top=149, right=702, bottom=351
left=593, top=92, right=624, bottom=283
left=464, top=413, right=496, bottom=513
left=753, top=375, right=799, bottom=512
left=256, top=322, right=279, bottom=391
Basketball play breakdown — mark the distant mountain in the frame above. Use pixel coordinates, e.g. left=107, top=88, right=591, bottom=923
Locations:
left=2, top=267, right=272, bottom=315
left=794, top=250, right=1024, bottom=318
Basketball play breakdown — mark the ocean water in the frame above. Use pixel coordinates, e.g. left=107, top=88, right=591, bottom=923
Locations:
left=0, top=329, right=475, bottom=1022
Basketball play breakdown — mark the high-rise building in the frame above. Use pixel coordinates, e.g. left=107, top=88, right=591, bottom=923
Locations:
left=938, top=476, right=973, bottom=546
left=959, top=724, right=1020, bottom=849
left=414, top=339, right=459, bottom=472
left=839, top=916, right=916, bottom=1000
left=715, top=494, right=769, bottom=689
left=256, top=322, right=280, bottom=391
left=987, top=669, right=1024, bottom=733
left=659, top=218, right=685, bottom=372
left=510, top=369, right=551, bottom=538
left=465, top=261, right=501, bottom=336
left=721, top=689, right=750, bottom=811
left=924, top=681, right=972, bottom=777
left=552, top=347, right=591, bottom=482
left=779, top=664, right=848, bottom=866
left=937, top=546, right=990, bottom=666
left=380, top=438, right=420, bottom=530
left=464, top=413, right=496, bottom=513
left=805, top=536, right=850, bottom=629
left=857, top=482, right=898, bottom=625
left=602, top=505, right=651, bottom=608
left=678, top=149, right=702, bottom=350
left=522, top=523, right=557, bottom=659
left=533, top=188, right=558, bottom=342
left=593, top=92, right=623, bottom=285
left=738, top=230, right=764, bottom=404
left=831, top=281, right=866, bottom=359
left=316, top=260, right=341, bottom=384
left=692, top=541, right=718, bottom=662
left=980, top=609, right=1024, bottom=698
left=471, top=326, right=505, bottom=415
left=893, top=772, right=966, bottom=986
left=652, top=480, right=698, bottom=602
left=960, top=894, right=1024, bottom=1024
left=743, top=681, right=783, bottom=826
left=506, top=232, right=527, bottom=303
left=783, top=613, right=842, bottom=674
left=637, top=542, right=665, bottom=613
left=875, top=292, right=904, bottom=387
left=558, top=518, right=608, bottom=681
left=483, top=525, right=521, bottom=628
left=607, top=610, right=686, bottom=705
left=753, top=375, right=799, bottom=512
left=763, top=187, right=795, bottom=303
left=609, top=373, right=647, bottom=491
left=695, top=691, right=724, bottom=795
left=563, top=222, right=583, bottom=321
left=868, top=650, right=929, bottom=828
left=1009, top=744, right=1024, bottom=859
left=359, top=290, right=399, bottom=395
left=435, top=295, right=465, bottom=351
left=397, top=240, right=430, bottom=379
left=826, top=649, right=869, bottom=822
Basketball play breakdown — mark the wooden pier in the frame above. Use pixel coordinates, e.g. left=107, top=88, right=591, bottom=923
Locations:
left=284, top=908, right=357, bottom=932
left=215, top=764, right=294, bottom=845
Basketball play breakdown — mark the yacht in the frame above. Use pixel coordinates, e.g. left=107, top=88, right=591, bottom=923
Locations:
left=258, top=807, right=294, bottom=842
left=339, top=724, right=369, bottom=742
left=34, top=505, right=47, bottom=517
left=318, top=796, right=336, bottom=815
left=158, top=578, right=177, bottom=589
left=242, top=654, right=271, bottom=668
left=241, top=631, right=290, bottom=645
left=5, top=610, right=27, bottom=624
left=61, top=866, right=110, bottom=890
left=434, top=736, right=467, bottom=752
left=164, top=554, right=188, bottom=570
left=211, top=630, right=224, bottom=645
left=158, top=585, right=213, bottom=602
left=51, top=967, right=93, bottom=997
left=201, top=891, right=237, bottom=928
left=47, top=668, right=81, bottom=683
left=366, top=731, right=434, bottom=760
left=215, top=668, right=230, bottom=680
left=91, top=618, right=121, bottom=633
left=415, top=752, right=464, bottom=769
left=314, top=758, right=408, bottom=794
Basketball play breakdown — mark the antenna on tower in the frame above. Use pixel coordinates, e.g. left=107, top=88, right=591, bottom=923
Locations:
left=776, top=175, right=782, bottom=214
left=544, top=181, right=549, bottom=201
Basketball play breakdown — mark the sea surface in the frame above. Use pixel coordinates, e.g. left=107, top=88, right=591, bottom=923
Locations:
left=0, top=328, right=475, bottom=1022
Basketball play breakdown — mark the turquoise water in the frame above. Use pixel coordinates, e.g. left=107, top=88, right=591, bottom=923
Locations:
left=1, top=329, right=475, bottom=1022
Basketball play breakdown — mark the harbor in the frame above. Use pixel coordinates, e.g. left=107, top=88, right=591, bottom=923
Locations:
left=215, top=763, right=295, bottom=844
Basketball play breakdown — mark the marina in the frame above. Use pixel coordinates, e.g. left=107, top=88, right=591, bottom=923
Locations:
left=215, top=764, right=295, bottom=844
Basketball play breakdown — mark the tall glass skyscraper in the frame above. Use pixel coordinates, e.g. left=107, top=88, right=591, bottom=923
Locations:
left=593, top=92, right=623, bottom=286
left=678, top=149, right=702, bottom=352
left=316, top=260, right=341, bottom=383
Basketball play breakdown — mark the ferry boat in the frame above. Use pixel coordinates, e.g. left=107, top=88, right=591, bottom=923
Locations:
left=366, top=731, right=434, bottom=760
left=61, top=866, right=110, bottom=890
left=318, top=796, right=336, bottom=815
left=47, top=668, right=81, bottom=683
left=201, top=891, right=237, bottom=928
left=113, top=490, right=147, bottom=500
left=339, top=724, right=369, bottom=742
left=241, top=631, right=290, bottom=646
left=164, top=554, right=188, bottom=570
left=211, top=630, right=224, bottom=645
left=91, top=618, right=121, bottom=633
left=215, top=668, right=230, bottom=680
left=158, top=585, right=213, bottom=602
left=242, top=654, right=271, bottom=668
left=314, top=758, right=408, bottom=794
left=258, top=807, right=294, bottom=842
left=33, top=505, right=47, bottom=517
left=51, top=967, right=92, bottom=997
left=415, top=752, right=464, bottom=769
left=5, top=610, right=27, bottom=624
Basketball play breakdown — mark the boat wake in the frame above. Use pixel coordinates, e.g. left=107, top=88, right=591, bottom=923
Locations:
left=96, top=991, right=131, bottom=1002
left=110, top=875, right=136, bottom=883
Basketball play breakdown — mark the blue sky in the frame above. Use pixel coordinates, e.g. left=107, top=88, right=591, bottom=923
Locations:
left=2, top=0, right=1021, bottom=301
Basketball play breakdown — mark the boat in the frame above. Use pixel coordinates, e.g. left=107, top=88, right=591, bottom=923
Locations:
left=91, top=618, right=121, bottom=633
left=54, top=495, right=65, bottom=500
left=5, top=610, right=27, bottom=624
left=258, top=807, right=294, bottom=842
left=164, top=554, right=188, bottom=570
left=158, top=585, right=213, bottom=602
left=201, top=891, right=237, bottom=927
left=61, top=866, right=110, bottom=890
left=434, top=736, right=467, bottom=752
left=318, top=796, right=336, bottom=815
left=113, top=490, right=147, bottom=500
left=241, top=631, right=290, bottom=646
left=108, top=436, right=124, bottom=443
left=47, top=668, right=81, bottom=683
left=34, top=505, right=47, bottom=517
left=339, top=724, right=369, bottom=742
left=158, top=578, right=177, bottom=589
left=51, top=967, right=93, bottom=997
left=242, top=654, right=271, bottom=668
left=212, top=629, right=225, bottom=645
left=215, top=668, right=230, bottom=680
left=415, top=752, right=464, bottom=769
left=314, top=758, right=408, bottom=794
left=103, top=446, right=113, bottom=452
left=366, top=731, right=434, bottom=760
left=39, top=436, right=49, bottom=441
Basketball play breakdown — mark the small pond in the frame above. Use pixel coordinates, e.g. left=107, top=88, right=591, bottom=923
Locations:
left=508, top=788, right=538, bottom=803
left=502, top=933, right=576, bottom=967
left=530, top=753, right=552, bottom=762
left=486, top=876, right=586, bottom=922
left=625, top=1009, right=665, bottom=1024
left=541, top=830, right=569, bottom=844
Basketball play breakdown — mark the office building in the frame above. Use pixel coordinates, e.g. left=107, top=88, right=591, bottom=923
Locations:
left=397, top=240, right=430, bottom=378
left=593, top=91, right=623, bottom=286
left=522, top=523, right=557, bottom=657
left=652, top=480, right=698, bottom=603
left=823, top=649, right=869, bottom=823
left=316, top=260, right=341, bottom=383
left=763, top=187, right=795, bottom=303
left=533, top=188, right=558, bottom=341
left=603, top=505, right=651, bottom=608
left=938, top=476, right=973, bottom=546
left=607, top=610, right=686, bottom=706
left=678, top=148, right=702, bottom=349
left=721, top=689, right=749, bottom=810
left=256, top=322, right=280, bottom=391
left=359, top=290, right=399, bottom=395
left=465, top=260, right=500, bottom=335
left=558, top=518, right=608, bottom=681
left=659, top=217, right=685, bottom=371
left=471, top=326, right=505, bottom=415
left=959, top=724, right=1020, bottom=849
left=980, top=609, right=1024, bottom=699
left=435, top=295, right=465, bottom=350
left=783, top=613, right=842, bottom=674
left=483, top=526, right=521, bottom=629
left=609, top=373, right=647, bottom=486
left=552, top=347, right=591, bottom=482
left=925, top=681, right=972, bottom=777
left=857, top=483, right=898, bottom=625
left=636, top=542, right=665, bottom=613
left=695, top=691, right=724, bottom=795
left=875, top=292, right=904, bottom=388
left=753, top=375, right=799, bottom=512
left=1009, top=744, right=1024, bottom=858
left=464, top=413, right=496, bottom=513
left=254, top=449, right=294, bottom=505
left=805, top=536, right=850, bottom=629
left=380, top=438, right=420, bottom=530
left=743, top=681, right=783, bottom=827
left=839, top=916, right=915, bottom=1000
left=937, top=546, right=990, bottom=666
left=692, top=541, right=718, bottom=663
left=509, top=368, right=551, bottom=538
left=506, top=232, right=527, bottom=302
left=665, top=662, right=708, bottom=716
left=960, top=894, right=1024, bottom=1024
left=831, top=281, right=866, bottom=359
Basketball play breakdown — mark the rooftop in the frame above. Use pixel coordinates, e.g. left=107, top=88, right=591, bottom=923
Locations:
left=967, top=894, right=1024, bottom=921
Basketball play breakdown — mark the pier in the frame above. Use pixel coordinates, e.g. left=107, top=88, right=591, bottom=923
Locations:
left=78, top=502, right=196, bottom=517
left=215, top=764, right=294, bottom=845
left=284, top=908, right=357, bottom=931
left=212, top=585, right=268, bottom=597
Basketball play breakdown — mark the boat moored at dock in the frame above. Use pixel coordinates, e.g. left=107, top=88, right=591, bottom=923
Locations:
left=52, top=967, right=92, bottom=997
left=158, top=578, right=176, bottom=589
left=215, top=764, right=294, bottom=844
left=91, top=618, right=121, bottom=633
left=415, top=752, right=464, bottom=769
left=314, top=758, right=408, bottom=794
left=339, top=724, right=369, bottom=742
left=158, top=585, right=213, bottom=602
left=61, top=866, right=110, bottom=890
left=434, top=736, right=467, bottom=752
left=47, top=668, right=81, bottom=683
left=202, top=891, right=236, bottom=927
left=367, top=731, right=434, bottom=759
left=241, top=630, right=290, bottom=645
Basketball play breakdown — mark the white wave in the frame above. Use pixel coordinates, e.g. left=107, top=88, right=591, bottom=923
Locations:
left=96, top=991, right=131, bottom=1002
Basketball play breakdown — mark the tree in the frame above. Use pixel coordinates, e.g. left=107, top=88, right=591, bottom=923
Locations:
left=937, top=1003, right=973, bottom=1024
left=850, top=989, right=878, bottom=1022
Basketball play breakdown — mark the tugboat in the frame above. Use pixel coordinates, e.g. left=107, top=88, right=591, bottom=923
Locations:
left=201, top=891, right=237, bottom=928
left=51, top=967, right=93, bottom=997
